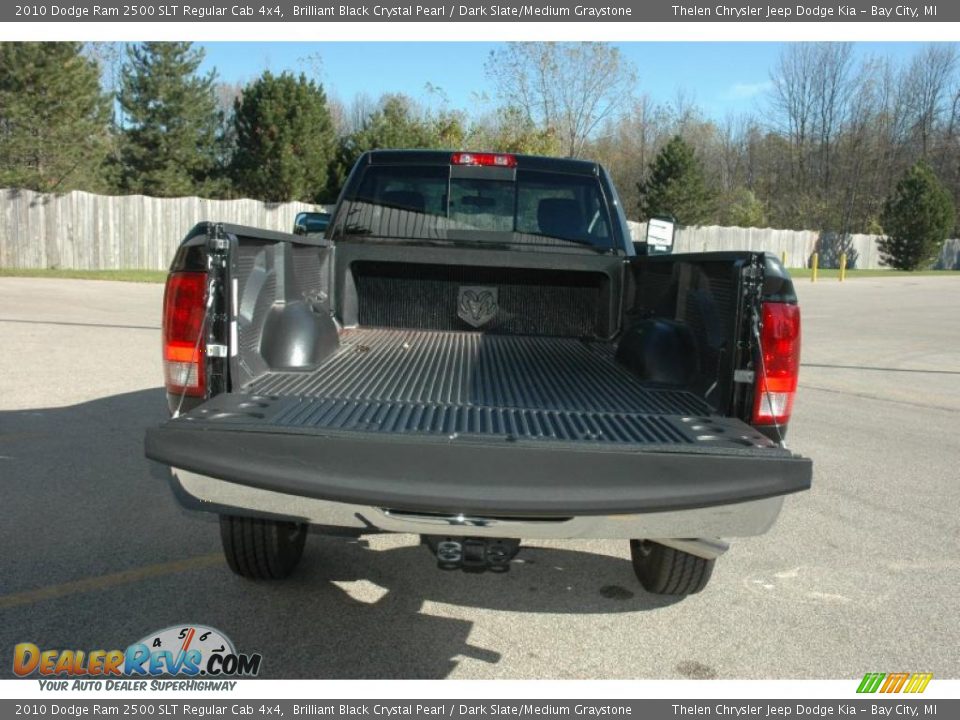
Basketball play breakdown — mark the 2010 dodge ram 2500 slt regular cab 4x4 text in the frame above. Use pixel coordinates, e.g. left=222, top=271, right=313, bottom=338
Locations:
left=145, top=150, right=812, bottom=596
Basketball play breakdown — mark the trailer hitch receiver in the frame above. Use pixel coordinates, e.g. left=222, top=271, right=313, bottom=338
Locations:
left=423, top=536, right=520, bottom=573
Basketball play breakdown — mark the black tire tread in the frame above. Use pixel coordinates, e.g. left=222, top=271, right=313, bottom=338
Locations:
left=630, top=540, right=715, bottom=596
left=219, top=515, right=306, bottom=580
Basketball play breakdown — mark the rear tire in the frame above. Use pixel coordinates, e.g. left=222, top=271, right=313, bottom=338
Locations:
left=630, top=540, right=715, bottom=596
left=219, top=515, right=307, bottom=580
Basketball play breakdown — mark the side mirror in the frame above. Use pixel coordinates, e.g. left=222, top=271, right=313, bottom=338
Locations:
left=294, top=211, right=332, bottom=236
left=645, top=216, right=676, bottom=255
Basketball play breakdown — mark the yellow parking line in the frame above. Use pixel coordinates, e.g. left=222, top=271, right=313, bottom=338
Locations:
left=0, top=554, right=222, bottom=610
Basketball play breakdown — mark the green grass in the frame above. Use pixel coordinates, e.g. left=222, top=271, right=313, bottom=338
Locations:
left=787, top=268, right=960, bottom=279
left=0, top=268, right=167, bottom=283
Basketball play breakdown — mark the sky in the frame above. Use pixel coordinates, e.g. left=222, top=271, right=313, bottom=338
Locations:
left=197, top=41, right=937, bottom=121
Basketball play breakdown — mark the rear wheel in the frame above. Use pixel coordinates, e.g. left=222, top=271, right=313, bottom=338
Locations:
left=219, top=515, right=307, bottom=580
left=630, top=540, right=715, bottom=596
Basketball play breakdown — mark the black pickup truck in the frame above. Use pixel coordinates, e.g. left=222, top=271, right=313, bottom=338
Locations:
left=145, top=150, right=811, bottom=596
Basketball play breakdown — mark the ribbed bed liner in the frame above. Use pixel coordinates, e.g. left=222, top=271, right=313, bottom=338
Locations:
left=234, top=328, right=774, bottom=449
left=250, top=328, right=710, bottom=415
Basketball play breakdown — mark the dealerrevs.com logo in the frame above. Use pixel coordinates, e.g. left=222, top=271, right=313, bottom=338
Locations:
left=13, top=625, right=261, bottom=689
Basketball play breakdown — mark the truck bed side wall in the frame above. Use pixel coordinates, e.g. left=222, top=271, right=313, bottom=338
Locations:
left=227, top=230, right=338, bottom=390
left=624, top=252, right=755, bottom=417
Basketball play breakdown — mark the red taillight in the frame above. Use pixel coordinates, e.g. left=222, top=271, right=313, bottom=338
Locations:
left=451, top=152, right=517, bottom=168
left=162, top=271, right=207, bottom=398
left=752, top=301, right=801, bottom=427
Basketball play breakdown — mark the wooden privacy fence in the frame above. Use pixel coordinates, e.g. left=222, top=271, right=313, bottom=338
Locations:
left=1, top=188, right=958, bottom=270
left=628, top=222, right=960, bottom=270
left=630, top=223, right=884, bottom=268
left=627, top=222, right=960, bottom=270
left=0, top=188, right=328, bottom=271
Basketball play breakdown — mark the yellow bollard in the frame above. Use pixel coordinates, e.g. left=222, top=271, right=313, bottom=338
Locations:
left=811, top=252, right=818, bottom=282
left=839, top=252, right=847, bottom=282
left=781, top=250, right=787, bottom=267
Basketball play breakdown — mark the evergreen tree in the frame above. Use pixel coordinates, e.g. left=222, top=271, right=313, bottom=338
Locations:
left=0, top=42, right=112, bottom=192
left=351, top=95, right=446, bottom=149
left=231, top=71, right=335, bottom=202
left=118, top=42, right=224, bottom=196
left=329, top=94, right=451, bottom=200
left=636, top=135, right=713, bottom=225
left=341, top=97, right=446, bottom=163
left=878, top=161, right=955, bottom=270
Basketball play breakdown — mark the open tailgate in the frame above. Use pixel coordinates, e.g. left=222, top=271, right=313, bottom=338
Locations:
left=145, top=391, right=811, bottom=517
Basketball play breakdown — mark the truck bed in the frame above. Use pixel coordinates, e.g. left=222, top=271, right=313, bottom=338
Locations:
left=149, top=327, right=811, bottom=516
left=238, top=327, right=758, bottom=449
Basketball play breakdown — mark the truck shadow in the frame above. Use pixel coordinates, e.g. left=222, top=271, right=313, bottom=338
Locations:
left=196, top=534, right=681, bottom=678
left=0, top=388, right=681, bottom=680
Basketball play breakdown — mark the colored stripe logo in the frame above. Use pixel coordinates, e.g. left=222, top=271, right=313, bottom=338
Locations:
left=857, top=673, right=933, bottom=693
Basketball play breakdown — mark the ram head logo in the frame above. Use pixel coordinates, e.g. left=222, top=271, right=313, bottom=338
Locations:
left=457, top=286, right=499, bottom=328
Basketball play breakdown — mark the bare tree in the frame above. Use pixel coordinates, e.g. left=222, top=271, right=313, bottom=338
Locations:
left=214, top=81, right=244, bottom=117
left=343, top=92, right=377, bottom=135
left=769, top=44, right=818, bottom=185
left=717, top=114, right=750, bottom=193
left=769, top=43, right=854, bottom=192
left=296, top=51, right=325, bottom=84
left=902, top=44, right=958, bottom=157
left=84, top=42, right=123, bottom=125
left=669, top=88, right=701, bottom=136
left=84, top=42, right=123, bottom=93
left=485, top=42, right=636, bottom=158
left=811, top=43, right=853, bottom=191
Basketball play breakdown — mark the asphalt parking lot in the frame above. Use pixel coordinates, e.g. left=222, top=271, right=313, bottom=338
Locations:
left=1, top=274, right=958, bottom=679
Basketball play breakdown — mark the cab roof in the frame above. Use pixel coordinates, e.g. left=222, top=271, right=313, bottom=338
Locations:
left=364, top=149, right=601, bottom=177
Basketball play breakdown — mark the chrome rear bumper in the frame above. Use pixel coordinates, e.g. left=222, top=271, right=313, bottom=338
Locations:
left=170, top=468, right=784, bottom=556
